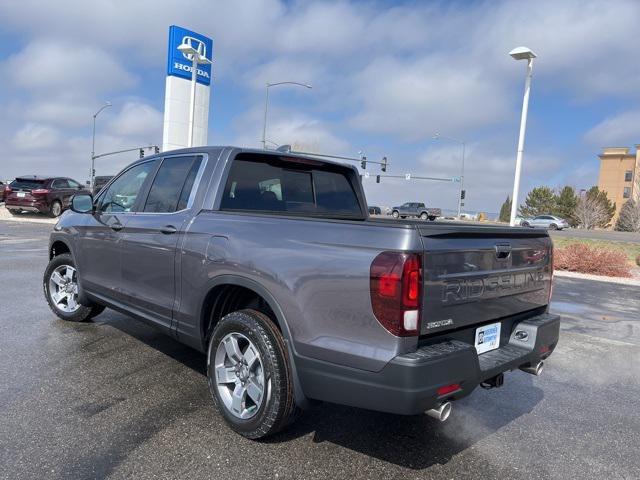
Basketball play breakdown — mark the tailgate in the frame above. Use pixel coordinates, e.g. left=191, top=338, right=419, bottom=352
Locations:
left=418, top=225, right=552, bottom=336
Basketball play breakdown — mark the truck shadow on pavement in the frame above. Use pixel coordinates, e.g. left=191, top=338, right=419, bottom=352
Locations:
left=268, top=377, right=542, bottom=469
left=106, top=315, right=543, bottom=471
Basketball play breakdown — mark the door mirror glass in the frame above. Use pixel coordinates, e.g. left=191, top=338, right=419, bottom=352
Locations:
left=71, top=194, right=94, bottom=213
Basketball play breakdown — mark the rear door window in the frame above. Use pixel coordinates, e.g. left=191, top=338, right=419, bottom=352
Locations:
left=143, top=156, right=202, bottom=213
left=52, top=179, right=69, bottom=189
left=221, top=155, right=363, bottom=217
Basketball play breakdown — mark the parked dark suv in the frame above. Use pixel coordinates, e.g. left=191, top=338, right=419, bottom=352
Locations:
left=5, top=176, right=87, bottom=217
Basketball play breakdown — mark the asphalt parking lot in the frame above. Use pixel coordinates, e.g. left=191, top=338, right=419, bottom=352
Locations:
left=1, top=220, right=639, bottom=480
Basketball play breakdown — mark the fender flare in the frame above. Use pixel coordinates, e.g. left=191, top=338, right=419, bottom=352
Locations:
left=197, top=274, right=310, bottom=408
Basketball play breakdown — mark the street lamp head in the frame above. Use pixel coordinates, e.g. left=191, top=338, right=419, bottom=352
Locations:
left=509, top=46, right=537, bottom=61
left=178, top=43, right=199, bottom=57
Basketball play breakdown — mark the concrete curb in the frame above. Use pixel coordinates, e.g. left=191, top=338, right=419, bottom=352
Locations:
left=554, top=269, right=640, bottom=286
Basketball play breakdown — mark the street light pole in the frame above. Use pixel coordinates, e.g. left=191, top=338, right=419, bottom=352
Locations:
left=187, top=53, right=198, bottom=148
left=433, top=133, right=466, bottom=218
left=178, top=42, right=212, bottom=148
left=90, top=101, right=111, bottom=190
left=261, top=81, right=312, bottom=149
left=508, top=46, right=537, bottom=227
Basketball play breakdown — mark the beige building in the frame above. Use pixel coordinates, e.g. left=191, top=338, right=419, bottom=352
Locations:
left=598, top=146, right=639, bottom=224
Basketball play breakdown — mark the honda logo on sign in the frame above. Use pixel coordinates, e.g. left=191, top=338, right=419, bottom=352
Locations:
left=180, top=36, right=206, bottom=61
left=166, top=26, right=213, bottom=86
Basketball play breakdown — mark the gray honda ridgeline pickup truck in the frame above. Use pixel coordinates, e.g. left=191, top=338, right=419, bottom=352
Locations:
left=44, top=146, right=559, bottom=439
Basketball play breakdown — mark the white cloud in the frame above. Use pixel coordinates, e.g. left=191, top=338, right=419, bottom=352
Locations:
left=106, top=101, right=163, bottom=139
left=584, top=110, right=640, bottom=146
left=12, top=123, right=60, bottom=151
left=349, top=55, right=510, bottom=139
left=1, top=40, right=137, bottom=95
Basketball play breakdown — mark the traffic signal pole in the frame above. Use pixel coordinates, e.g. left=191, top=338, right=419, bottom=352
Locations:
left=92, top=145, right=160, bottom=162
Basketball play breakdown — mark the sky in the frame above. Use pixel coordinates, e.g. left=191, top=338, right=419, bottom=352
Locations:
left=1, top=0, right=639, bottom=216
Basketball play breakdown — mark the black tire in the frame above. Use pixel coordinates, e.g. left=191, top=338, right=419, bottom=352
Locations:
left=521, top=221, right=530, bottom=227
left=48, top=200, right=62, bottom=218
left=43, top=253, right=102, bottom=322
left=207, top=309, right=298, bottom=439
left=420, top=212, right=428, bottom=220
left=392, top=210, right=399, bottom=219
left=428, top=216, right=437, bottom=221
left=549, top=223, right=558, bottom=230
left=7, top=209, right=21, bottom=216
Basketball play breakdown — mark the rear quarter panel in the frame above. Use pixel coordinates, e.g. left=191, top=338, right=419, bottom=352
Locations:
left=178, top=212, right=423, bottom=372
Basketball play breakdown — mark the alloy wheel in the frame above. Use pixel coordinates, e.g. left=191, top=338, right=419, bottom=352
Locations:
left=48, top=265, right=80, bottom=313
left=214, top=332, right=265, bottom=419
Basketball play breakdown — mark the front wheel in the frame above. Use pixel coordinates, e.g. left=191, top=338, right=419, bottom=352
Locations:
left=207, top=309, right=298, bottom=439
left=420, top=212, right=428, bottom=220
left=43, top=253, right=104, bottom=322
left=392, top=210, right=399, bottom=219
left=521, top=221, right=530, bottom=227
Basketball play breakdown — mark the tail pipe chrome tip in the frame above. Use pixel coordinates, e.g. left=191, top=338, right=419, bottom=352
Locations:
left=426, top=402, right=452, bottom=422
left=520, top=361, right=544, bottom=376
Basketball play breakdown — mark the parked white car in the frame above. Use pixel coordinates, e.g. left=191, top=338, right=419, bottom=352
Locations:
left=520, top=215, right=569, bottom=230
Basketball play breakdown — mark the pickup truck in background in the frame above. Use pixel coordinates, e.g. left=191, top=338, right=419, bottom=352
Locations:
left=44, top=146, right=559, bottom=439
left=391, top=202, right=441, bottom=220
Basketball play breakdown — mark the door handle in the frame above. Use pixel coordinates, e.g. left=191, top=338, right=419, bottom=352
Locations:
left=110, top=222, right=123, bottom=232
left=160, top=225, right=177, bottom=234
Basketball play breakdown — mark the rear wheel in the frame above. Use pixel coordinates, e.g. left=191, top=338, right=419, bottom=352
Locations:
left=43, top=253, right=104, bottom=322
left=207, top=309, right=298, bottom=439
left=521, top=221, right=530, bottom=227
left=549, top=223, right=558, bottom=230
left=49, top=200, right=62, bottom=218
left=7, top=209, right=21, bottom=216
left=420, top=212, right=428, bottom=220
left=428, top=216, right=437, bottom=221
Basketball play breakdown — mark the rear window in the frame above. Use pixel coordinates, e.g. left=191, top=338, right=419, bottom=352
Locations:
left=10, top=179, right=47, bottom=190
left=221, top=155, right=363, bottom=218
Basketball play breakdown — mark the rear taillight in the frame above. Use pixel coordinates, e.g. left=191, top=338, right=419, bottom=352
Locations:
left=370, top=251, right=422, bottom=336
left=4, top=187, right=11, bottom=194
left=31, top=189, right=50, bottom=195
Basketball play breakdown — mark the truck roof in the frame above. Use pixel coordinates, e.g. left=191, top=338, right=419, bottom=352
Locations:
left=140, top=146, right=356, bottom=170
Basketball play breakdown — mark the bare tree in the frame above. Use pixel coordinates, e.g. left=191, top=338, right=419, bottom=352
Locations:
left=615, top=175, right=640, bottom=232
left=575, top=194, right=610, bottom=229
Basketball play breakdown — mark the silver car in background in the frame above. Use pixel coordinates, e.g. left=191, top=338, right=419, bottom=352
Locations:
left=520, top=215, right=569, bottom=230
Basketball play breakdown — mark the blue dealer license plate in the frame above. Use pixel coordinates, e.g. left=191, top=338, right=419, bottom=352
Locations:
left=475, top=322, right=501, bottom=355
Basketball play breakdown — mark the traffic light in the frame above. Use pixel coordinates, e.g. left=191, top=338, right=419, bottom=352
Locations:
left=381, top=156, right=387, bottom=172
left=139, top=148, right=145, bottom=159
left=361, top=155, right=367, bottom=169
left=461, top=189, right=466, bottom=200
left=154, top=146, right=160, bottom=154
left=376, top=175, right=380, bottom=183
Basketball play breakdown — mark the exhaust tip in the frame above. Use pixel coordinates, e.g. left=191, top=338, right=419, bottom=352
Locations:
left=520, top=361, right=544, bottom=376
left=426, top=402, right=452, bottom=422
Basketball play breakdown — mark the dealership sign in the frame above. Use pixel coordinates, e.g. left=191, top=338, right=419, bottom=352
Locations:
left=166, top=25, right=213, bottom=85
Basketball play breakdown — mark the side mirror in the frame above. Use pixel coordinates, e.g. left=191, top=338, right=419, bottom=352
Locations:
left=71, top=194, right=94, bottom=214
